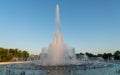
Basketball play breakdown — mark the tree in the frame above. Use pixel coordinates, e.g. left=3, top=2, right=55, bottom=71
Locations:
left=85, top=52, right=96, bottom=57
left=97, top=54, right=103, bottom=57
left=114, top=50, right=120, bottom=60
left=22, top=51, right=29, bottom=58
left=0, top=47, right=30, bottom=62
left=102, top=53, right=112, bottom=60
left=76, top=53, right=84, bottom=58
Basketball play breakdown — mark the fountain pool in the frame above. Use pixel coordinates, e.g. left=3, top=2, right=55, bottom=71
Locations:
left=0, top=63, right=120, bottom=75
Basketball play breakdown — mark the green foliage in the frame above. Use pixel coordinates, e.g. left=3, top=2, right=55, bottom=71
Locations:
left=76, top=53, right=84, bottom=58
left=114, top=50, right=120, bottom=60
left=0, top=47, right=30, bottom=62
left=76, top=50, right=120, bottom=60
left=102, top=53, right=112, bottom=60
left=85, top=52, right=96, bottom=57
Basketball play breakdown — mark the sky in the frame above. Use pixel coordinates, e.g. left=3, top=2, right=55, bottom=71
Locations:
left=0, top=0, right=120, bottom=54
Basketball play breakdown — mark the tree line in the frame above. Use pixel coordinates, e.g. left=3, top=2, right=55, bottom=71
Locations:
left=0, top=47, right=119, bottom=62
left=76, top=50, right=120, bottom=60
left=0, top=47, right=29, bottom=62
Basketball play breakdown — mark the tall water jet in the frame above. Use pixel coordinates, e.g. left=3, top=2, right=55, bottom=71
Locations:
left=50, top=4, right=64, bottom=65
left=38, top=4, right=77, bottom=65
left=56, top=4, right=60, bottom=30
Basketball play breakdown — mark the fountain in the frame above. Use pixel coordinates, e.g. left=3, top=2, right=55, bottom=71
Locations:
left=33, top=4, right=77, bottom=66
left=1, top=4, right=118, bottom=75
left=26, top=4, right=111, bottom=67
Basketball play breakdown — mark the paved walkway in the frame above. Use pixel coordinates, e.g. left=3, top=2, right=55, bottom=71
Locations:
left=0, top=62, right=25, bottom=65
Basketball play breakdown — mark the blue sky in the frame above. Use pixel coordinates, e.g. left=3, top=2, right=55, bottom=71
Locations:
left=0, top=0, right=120, bottom=54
